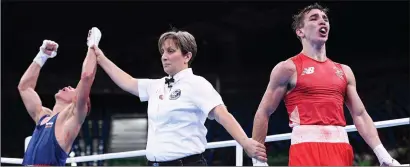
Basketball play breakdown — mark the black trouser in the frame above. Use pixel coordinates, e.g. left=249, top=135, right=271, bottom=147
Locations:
left=147, top=153, right=207, bottom=166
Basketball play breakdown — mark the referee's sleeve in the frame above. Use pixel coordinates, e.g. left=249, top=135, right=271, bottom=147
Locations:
left=138, top=79, right=154, bottom=102
left=192, top=77, right=224, bottom=117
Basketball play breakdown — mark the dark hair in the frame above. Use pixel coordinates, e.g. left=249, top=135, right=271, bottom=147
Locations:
left=292, top=3, right=329, bottom=40
left=158, top=28, right=197, bottom=67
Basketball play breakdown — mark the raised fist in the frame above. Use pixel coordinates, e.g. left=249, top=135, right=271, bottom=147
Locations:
left=87, top=27, right=102, bottom=47
left=40, top=40, right=59, bottom=58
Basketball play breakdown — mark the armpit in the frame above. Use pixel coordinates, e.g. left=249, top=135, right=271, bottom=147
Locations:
left=42, top=107, right=53, bottom=113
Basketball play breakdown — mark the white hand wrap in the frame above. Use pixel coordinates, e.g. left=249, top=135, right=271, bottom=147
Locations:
left=33, top=40, right=58, bottom=67
left=252, top=158, right=269, bottom=166
left=87, top=27, right=102, bottom=47
left=373, top=144, right=400, bottom=166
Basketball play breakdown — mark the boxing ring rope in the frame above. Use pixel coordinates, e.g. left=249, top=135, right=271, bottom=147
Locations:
left=1, top=118, right=409, bottom=166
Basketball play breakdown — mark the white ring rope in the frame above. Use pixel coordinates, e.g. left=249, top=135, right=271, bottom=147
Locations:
left=1, top=118, right=409, bottom=166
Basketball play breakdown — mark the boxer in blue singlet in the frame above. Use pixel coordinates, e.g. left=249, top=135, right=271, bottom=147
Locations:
left=19, top=27, right=101, bottom=166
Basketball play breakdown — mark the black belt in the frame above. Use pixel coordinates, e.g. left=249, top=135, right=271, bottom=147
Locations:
left=147, top=153, right=204, bottom=166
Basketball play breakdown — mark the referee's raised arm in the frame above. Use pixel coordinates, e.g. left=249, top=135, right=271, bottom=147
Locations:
left=94, top=47, right=142, bottom=97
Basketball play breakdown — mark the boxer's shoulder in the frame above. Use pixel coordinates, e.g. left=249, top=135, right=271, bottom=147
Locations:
left=281, top=60, right=297, bottom=71
left=271, top=60, right=296, bottom=77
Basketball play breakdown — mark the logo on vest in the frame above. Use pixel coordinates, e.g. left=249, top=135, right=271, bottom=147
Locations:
left=302, top=67, right=315, bottom=75
left=45, top=122, right=53, bottom=128
left=169, top=89, right=181, bottom=100
left=333, top=66, right=344, bottom=79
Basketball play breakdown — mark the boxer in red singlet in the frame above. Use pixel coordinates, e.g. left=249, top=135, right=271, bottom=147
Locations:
left=251, top=3, right=401, bottom=166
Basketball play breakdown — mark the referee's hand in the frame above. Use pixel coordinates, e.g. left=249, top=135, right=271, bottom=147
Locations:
left=244, top=138, right=267, bottom=162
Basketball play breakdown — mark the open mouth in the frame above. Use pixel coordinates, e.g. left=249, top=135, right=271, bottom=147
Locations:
left=319, top=27, right=328, bottom=36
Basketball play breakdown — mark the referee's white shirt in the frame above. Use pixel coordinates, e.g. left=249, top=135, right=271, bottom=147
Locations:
left=138, top=68, right=224, bottom=161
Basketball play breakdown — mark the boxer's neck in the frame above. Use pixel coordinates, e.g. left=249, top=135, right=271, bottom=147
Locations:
left=301, top=40, right=327, bottom=62
left=53, top=101, right=71, bottom=113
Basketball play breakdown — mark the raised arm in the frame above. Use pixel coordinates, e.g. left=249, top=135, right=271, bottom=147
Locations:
left=72, top=47, right=98, bottom=123
left=342, top=64, right=400, bottom=166
left=252, top=60, right=295, bottom=145
left=17, top=40, right=58, bottom=124
left=57, top=28, right=100, bottom=153
left=95, top=47, right=140, bottom=96
left=68, top=27, right=100, bottom=126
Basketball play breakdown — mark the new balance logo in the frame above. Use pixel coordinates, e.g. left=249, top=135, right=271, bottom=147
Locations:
left=302, top=67, right=315, bottom=75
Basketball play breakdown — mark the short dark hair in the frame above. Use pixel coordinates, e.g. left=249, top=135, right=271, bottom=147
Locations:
left=158, top=28, right=197, bottom=67
left=292, top=3, right=329, bottom=39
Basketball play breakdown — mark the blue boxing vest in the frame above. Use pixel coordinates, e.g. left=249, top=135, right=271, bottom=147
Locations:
left=22, top=113, right=68, bottom=166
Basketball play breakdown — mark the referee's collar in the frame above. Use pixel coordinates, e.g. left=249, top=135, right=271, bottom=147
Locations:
left=169, top=68, right=193, bottom=82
